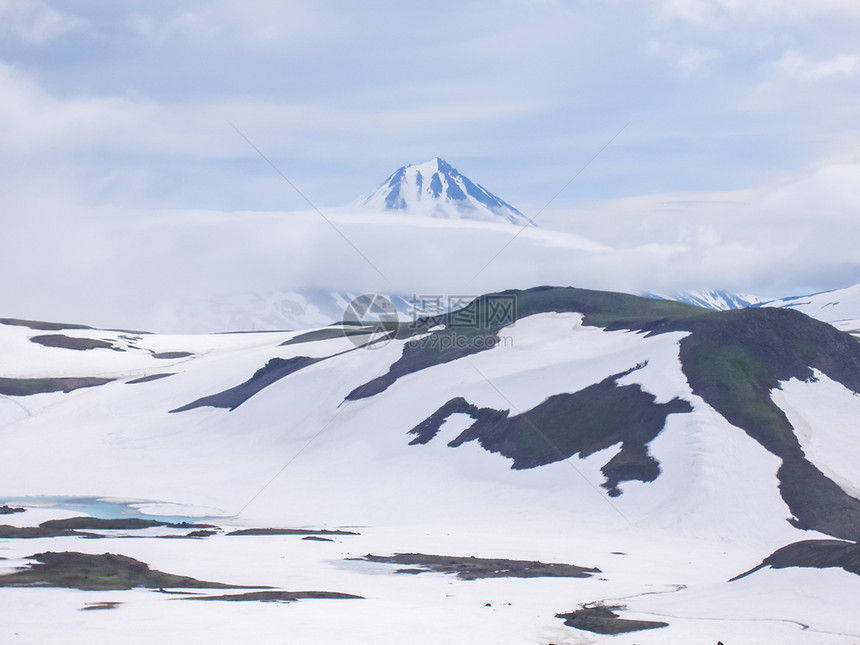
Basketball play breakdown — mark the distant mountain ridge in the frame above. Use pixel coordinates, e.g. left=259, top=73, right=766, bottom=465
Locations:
left=154, top=290, right=457, bottom=333
left=360, top=157, right=530, bottom=225
left=137, top=284, right=860, bottom=334
left=757, top=284, right=860, bottom=334
left=642, top=288, right=765, bottom=311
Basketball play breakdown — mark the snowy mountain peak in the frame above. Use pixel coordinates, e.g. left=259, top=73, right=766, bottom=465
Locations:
left=360, top=158, right=531, bottom=226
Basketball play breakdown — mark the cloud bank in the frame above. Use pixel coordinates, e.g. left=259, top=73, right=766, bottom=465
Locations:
left=1, top=1, right=859, bottom=330
left=3, top=162, right=858, bottom=332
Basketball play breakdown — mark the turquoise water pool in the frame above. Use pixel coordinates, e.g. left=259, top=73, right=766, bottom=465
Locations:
left=2, top=496, right=226, bottom=524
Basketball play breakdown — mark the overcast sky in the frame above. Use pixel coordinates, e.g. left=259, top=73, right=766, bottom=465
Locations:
left=2, top=0, right=859, bottom=330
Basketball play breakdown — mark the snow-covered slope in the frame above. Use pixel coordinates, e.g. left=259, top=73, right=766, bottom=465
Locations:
left=759, top=283, right=860, bottom=334
left=360, top=157, right=530, bottom=225
left=1, top=287, right=859, bottom=644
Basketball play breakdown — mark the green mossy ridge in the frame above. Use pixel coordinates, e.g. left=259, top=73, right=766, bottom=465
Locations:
left=359, top=553, right=599, bottom=580
left=0, top=552, right=247, bottom=591
left=672, top=308, right=860, bottom=540
left=512, top=285, right=710, bottom=331
left=673, top=307, right=860, bottom=456
left=29, top=334, right=118, bottom=351
left=0, top=376, right=113, bottom=396
left=556, top=604, right=668, bottom=634
left=358, top=286, right=860, bottom=540
left=678, top=340, right=792, bottom=451
left=346, top=287, right=708, bottom=401
left=732, top=539, right=860, bottom=580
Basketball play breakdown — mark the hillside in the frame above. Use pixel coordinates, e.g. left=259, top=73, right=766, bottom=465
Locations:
left=1, top=286, right=859, bottom=644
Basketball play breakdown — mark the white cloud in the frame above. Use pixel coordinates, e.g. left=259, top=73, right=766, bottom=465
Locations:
left=0, top=0, right=82, bottom=44
left=0, top=62, right=157, bottom=152
left=126, top=1, right=326, bottom=48
left=653, top=0, right=860, bottom=27
left=741, top=47, right=860, bottom=118
left=1, top=0, right=859, bottom=329
left=3, top=163, right=859, bottom=331
left=774, top=50, right=859, bottom=80
left=0, top=60, right=536, bottom=159
left=647, top=39, right=719, bottom=71
left=0, top=60, right=544, bottom=214
left=127, top=11, right=212, bottom=43
left=557, top=163, right=860, bottom=296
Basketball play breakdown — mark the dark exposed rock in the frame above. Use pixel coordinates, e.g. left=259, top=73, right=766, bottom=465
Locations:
left=126, top=373, right=173, bottom=384
left=0, top=552, right=253, bottom=591
left=170, top=356, right=323, bottom=412
left=408, top=369, right=692, bottom=495
left=731, top=539, right=860, bottom=580
left=185, top=530, right=219, bottom=538
left=228, top=527, right=358, bottom=537
left=0, top=376, right=113, bottom=396
left=39, top=517, right=215, bottom=531
left=357, top=553, right=599, bottom=580
left=556, top=604, right=668, bottom=634
left=0, top=318, right=92, bottom=331
left=188, top=590, right=362, bottom=602
left=29, top=334, right=118, bottom=351
left=0, top=516, right=216, bottom=539
left=80, top=602, right=122, bottom=611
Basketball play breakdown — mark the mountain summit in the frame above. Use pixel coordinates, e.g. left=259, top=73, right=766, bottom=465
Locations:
left=360, top=157, right=531, bottom=225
